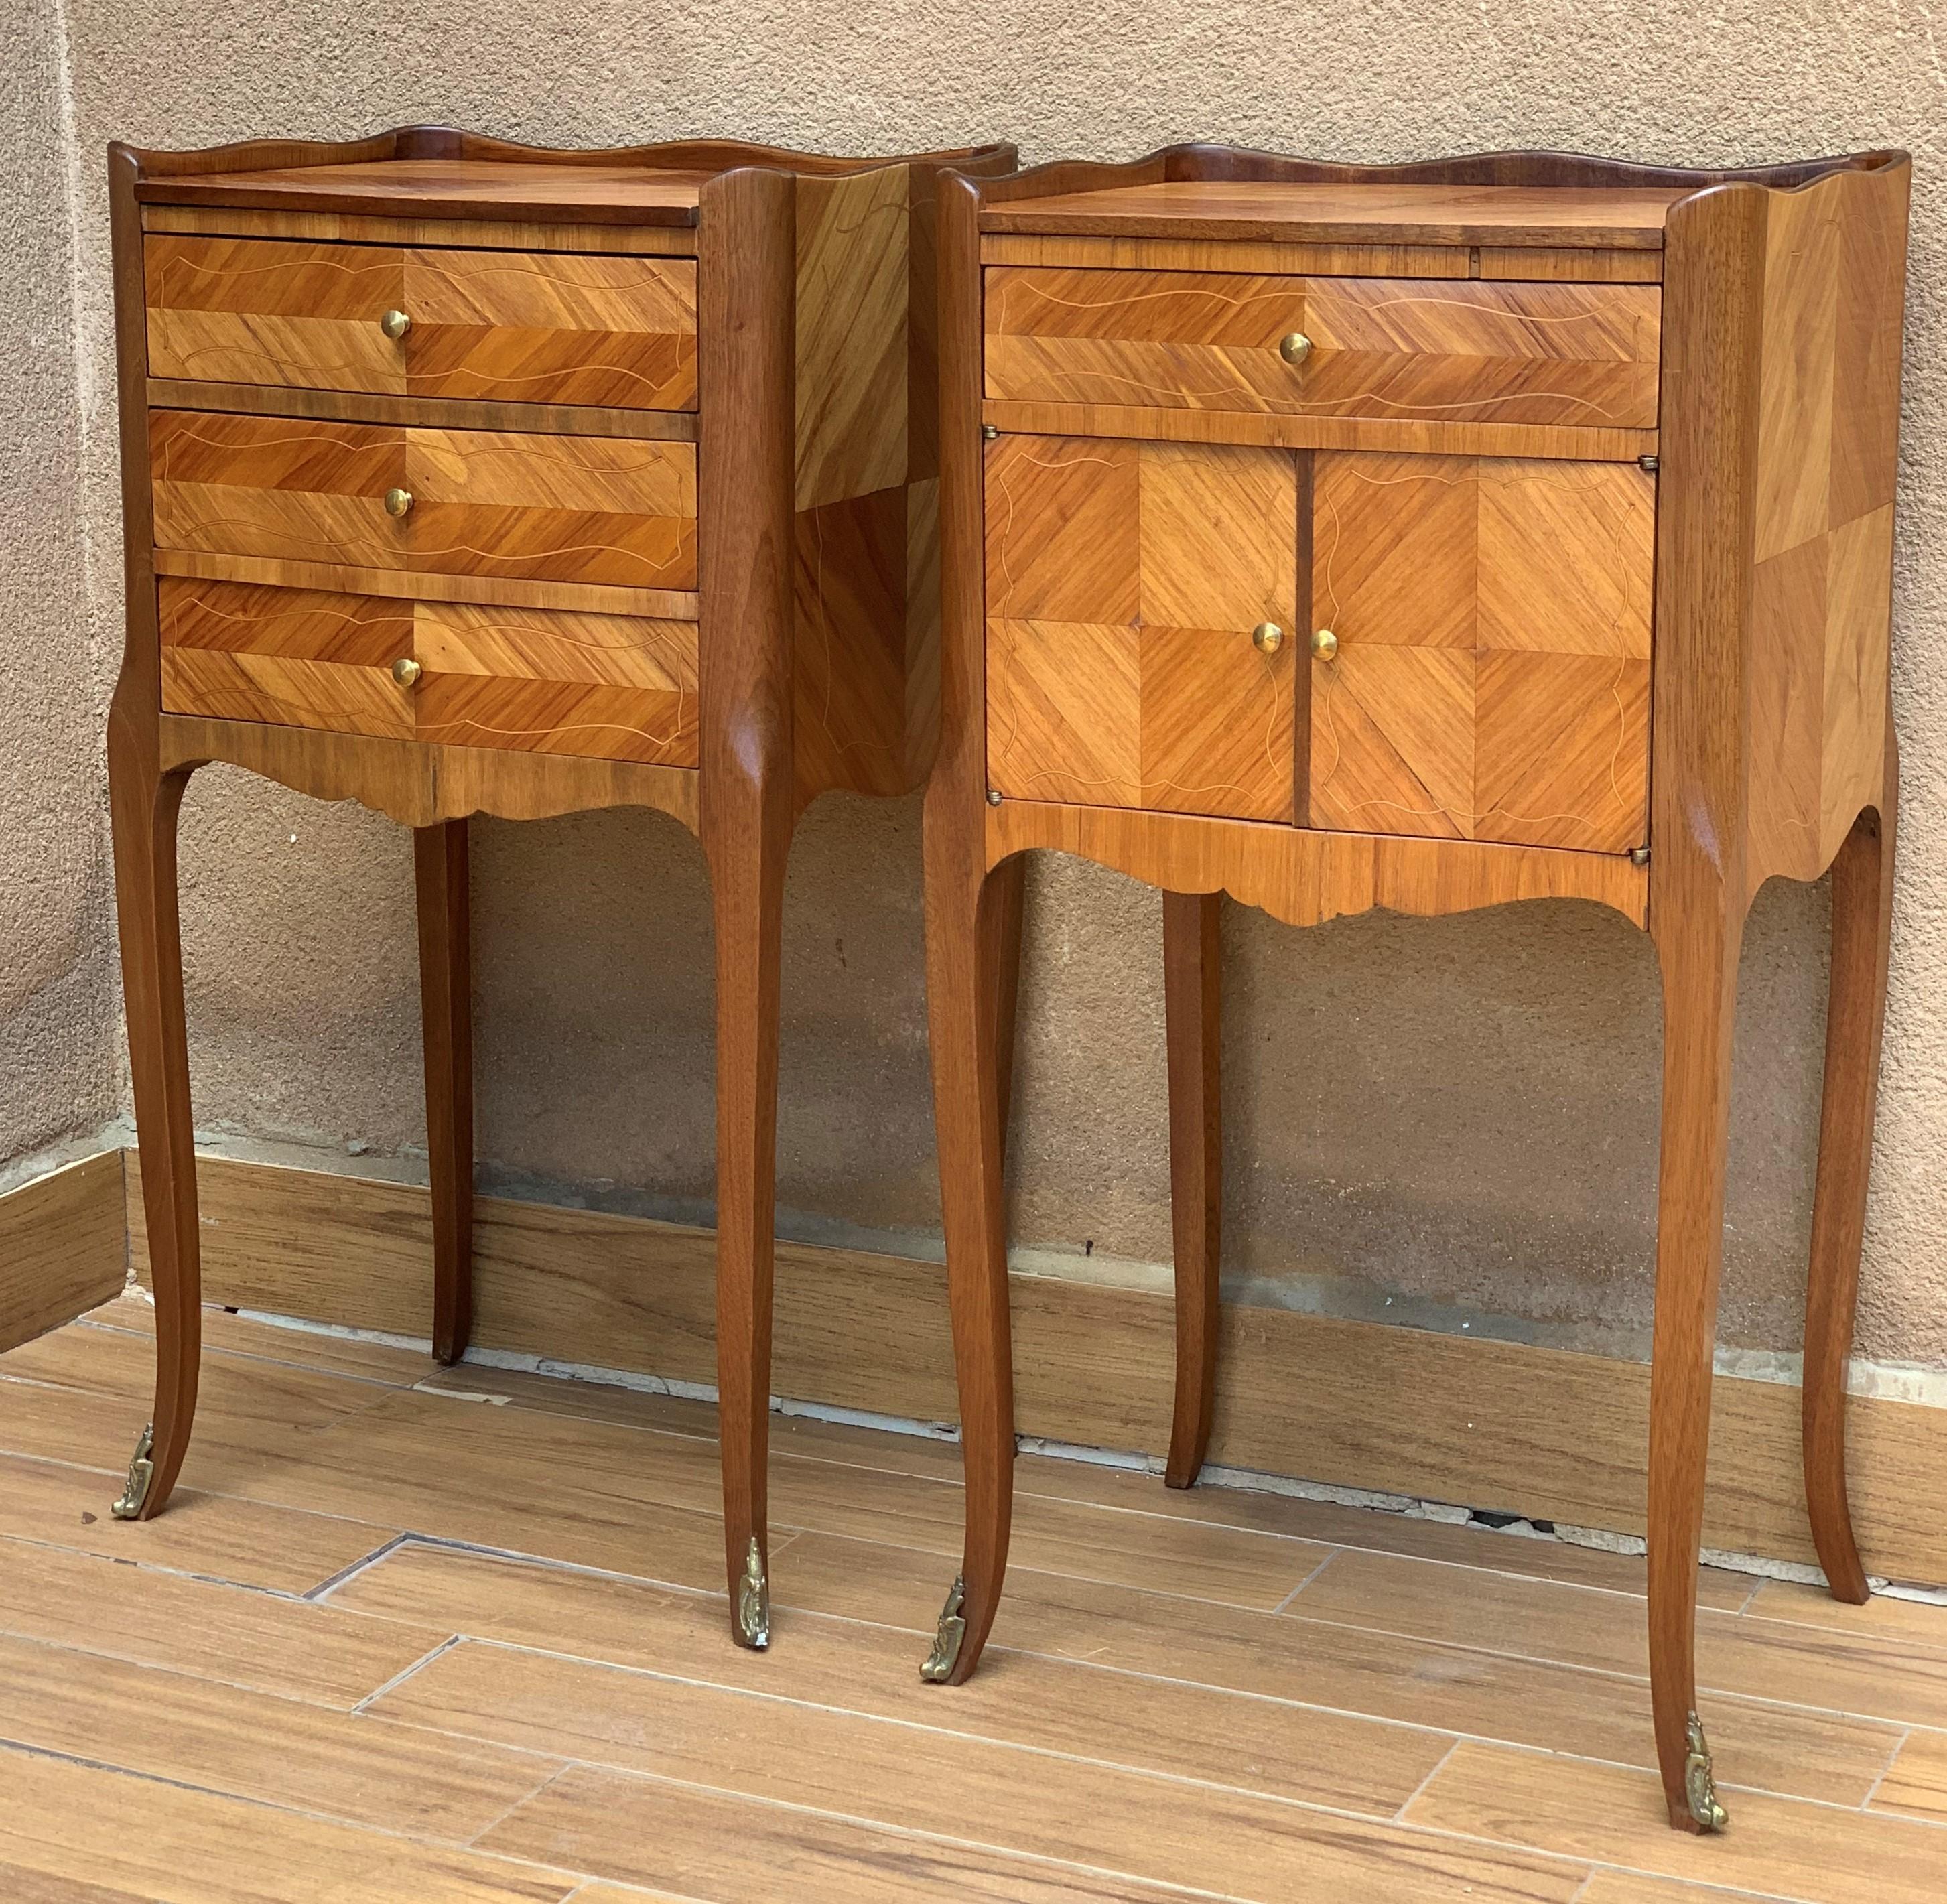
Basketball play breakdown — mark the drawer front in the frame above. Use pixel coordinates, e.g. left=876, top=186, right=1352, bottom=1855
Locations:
left=145, top=236, right=698, bottom=410
left=985, top=268, right=1661, bottom=430
left=160, top=577, right=699, bottom=766
left=984, top=434, right=1297, bottom=821
left=1308, top=452, right=1653, bottom=853
left=150, top=411, right=697, bottom=590
left=413, top=600, right=697, bottom=764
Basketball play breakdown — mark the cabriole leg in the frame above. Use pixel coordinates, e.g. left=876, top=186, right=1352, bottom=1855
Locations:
left=1647, top=888, right=1745, bottom=1833
left=706, top=809, right=789, bottom=1651
left=107, top=722, right=200, bottom=1522
left=414, top=820, right=474, bottom=1367
left=922, top=838, right=1018, bottom=1686
left=1162, top=890, right=1222, bottom=1489
left=1804, top=752, right=1898, bottom=1604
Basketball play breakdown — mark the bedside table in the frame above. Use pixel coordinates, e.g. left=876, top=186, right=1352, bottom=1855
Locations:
left=104, top=125, right=1015, bottom=1655
left=921, top=147, right=1907, bottom=1834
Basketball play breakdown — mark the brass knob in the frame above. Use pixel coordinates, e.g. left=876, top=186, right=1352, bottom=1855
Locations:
left=1251, top=622, right=1284, bottom=655
left=1280, top=332, right=1313, bottom=366
left=1311, top=628, right=1339, bottom=661
left=391, top=657, right=423, bottom=688
left=385, top=488, right=414, bottom=517
left=380, top=309, right=411, bottom=340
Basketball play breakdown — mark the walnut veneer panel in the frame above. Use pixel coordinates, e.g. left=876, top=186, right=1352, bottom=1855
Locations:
left=1743, top=167, right=1907, bottom=892
left=981, top=234, right=1664, bottom=283
left=984, top=269, right=1661, bottom=430
left=159, top=577, right=697, bottom=764
left=1309, top=452, right=1653, bottom=853
left=144, top=203, right=699, bottom=257
left=146, top=236, right=698, bottom=409
left=984, top=434, right=1297, bottom=821
left=979, top=181, right=1689, bottom=248
left=149, top=411, right=696, bottom=590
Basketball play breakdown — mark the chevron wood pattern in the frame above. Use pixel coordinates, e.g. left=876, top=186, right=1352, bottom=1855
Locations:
left=159, top=577, right=698, bottom=764
left=1309, top=452, right=1652, bottom=852
left=1744, top=165, right=1906, bottom=891
left=984, top=269, right=1661, bottom=430
left=984, top=434, right=1297, bottom=820
left=145, top=236, right=697, bottom=409
left=149, top=411, right=696, bottom=589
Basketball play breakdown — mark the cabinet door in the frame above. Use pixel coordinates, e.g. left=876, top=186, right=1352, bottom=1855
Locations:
left=984, top=435, right=1298, bottom=821
left=1308, top=452, right=1654, bottom=854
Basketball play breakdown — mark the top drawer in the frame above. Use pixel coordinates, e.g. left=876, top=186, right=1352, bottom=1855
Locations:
left=145, top=236, right=697, bottom=411
left=984, top=267, right=1660, bottom=430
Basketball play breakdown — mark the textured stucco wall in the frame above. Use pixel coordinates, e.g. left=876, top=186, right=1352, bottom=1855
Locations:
left=0, top=3, right=122, bottom=1176
left=25, top=0, right=1947, bottom=1367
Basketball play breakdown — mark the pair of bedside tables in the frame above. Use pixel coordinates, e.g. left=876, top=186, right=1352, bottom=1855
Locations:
left=105, top=129, right=1905, bottom=1838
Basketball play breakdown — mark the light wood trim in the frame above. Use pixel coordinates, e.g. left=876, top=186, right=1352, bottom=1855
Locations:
left=143, top=202, right=700, bottom=256
left=0, top=1154, right=126, bottom=1355
left=120, top=1150, right=1947, bottom=1586
left=156, top=713, right=700, bottom=832
left=149, top=378, right=698, bottom=441
left=151, top=549, right=699, bottom=621
left=982, top=400, right=1656, bottom=464
left=986, top=797, right=1650, bottom=927
left=978, top=179, right=1685, bottom=248
left=982, top=234, right=1663, bottom=283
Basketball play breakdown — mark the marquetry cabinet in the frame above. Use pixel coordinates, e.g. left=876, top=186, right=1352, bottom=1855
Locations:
left=105, top=125, right=1014, bottom=1653
left=923, top=148, right=1907, bottom=1836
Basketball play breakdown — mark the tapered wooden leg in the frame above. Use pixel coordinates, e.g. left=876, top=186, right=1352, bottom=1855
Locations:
left=414, top=821, right=474, bottom=1367
left=922, top=839, right=1018, bottom=1686
left=1646, top=889, right=1745, bottom=1834
left=1804, top=750, right=1898, bottom=1605
left=107, top=722, right=200, bottom=1522
left=1162, top=890, right=1222, bottom=1489
left=706, top=809, right=789, bottom=1651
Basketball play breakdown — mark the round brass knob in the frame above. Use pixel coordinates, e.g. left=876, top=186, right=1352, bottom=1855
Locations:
left=391, top=657, right=423, bottom=688
left=1279, top=332, right=1313, bottom=366
left=1311, top=628, right=1339, bottom=661
left=1251, top=622, right=1284, bottom=655
left=380, top=309, right=411, bottom=340
left=385, top=488, right=414, bottom=517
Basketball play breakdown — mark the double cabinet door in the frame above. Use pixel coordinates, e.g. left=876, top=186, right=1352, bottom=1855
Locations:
left=984, top=434, right=1655, bottom=856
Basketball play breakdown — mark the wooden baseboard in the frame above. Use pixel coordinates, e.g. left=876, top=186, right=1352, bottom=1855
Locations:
left=124, top=1150, right=1947, bottom=1585
left=0, top=1151, right=127, bottom=1354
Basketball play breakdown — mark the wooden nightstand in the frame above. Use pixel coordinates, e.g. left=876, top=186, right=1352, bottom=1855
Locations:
left=104, top=125, right=1014, bottom=1653
left=921, top=147, right=1907, bottom=1834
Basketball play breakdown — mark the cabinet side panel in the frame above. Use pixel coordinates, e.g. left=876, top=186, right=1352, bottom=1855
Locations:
left=794, top=165, right=910, bottom=511
left=1745, top=164, right=1907, bottom=888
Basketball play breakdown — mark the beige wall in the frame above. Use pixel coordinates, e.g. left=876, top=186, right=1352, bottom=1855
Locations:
left=0, top=3, right=121, bottom=1175
left=19, top=2, right=1947, bottom=1367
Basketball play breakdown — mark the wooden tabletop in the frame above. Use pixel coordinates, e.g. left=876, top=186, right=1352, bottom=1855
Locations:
left=135, top=158, right=714, bottom=226
left=981, top=180, right=1694, bottom=249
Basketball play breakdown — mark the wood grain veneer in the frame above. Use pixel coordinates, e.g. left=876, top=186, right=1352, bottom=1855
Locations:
left=149, top=411, right=697, bottom=590
left=147, top=236, right=698, bottom=410
left=986, top=268, right=1661, bottom=429
left=984, top=433, right=1298, bottom=820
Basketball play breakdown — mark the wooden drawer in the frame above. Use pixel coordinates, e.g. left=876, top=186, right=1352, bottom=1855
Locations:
left=159, top=577, right=698, bottom=765
left=1308, top=452, right=1653, bottom=853
left=149, top=411, right=696, bottom=590
left=145, top=235, right=698, bottom=410
left=984, top=434, right=1298, bottom=821
left=984, top=268, right=1661, bottom=430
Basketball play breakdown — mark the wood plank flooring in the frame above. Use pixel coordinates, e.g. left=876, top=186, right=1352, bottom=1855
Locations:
left=3, top=1296, right=1944, bottom=1902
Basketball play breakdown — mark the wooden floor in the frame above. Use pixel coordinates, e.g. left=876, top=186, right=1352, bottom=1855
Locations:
left=2, top=1300, right=1945, bottom=1903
